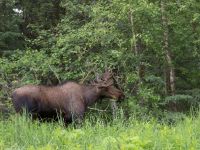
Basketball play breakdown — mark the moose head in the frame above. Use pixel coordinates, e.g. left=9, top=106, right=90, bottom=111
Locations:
left=92, top=71, right=125, bottom=101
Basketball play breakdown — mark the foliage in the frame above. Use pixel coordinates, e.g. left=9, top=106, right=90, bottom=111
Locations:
left=0, top=0, right=200, bottom=115
left=0, top=113, right=200, bottom=149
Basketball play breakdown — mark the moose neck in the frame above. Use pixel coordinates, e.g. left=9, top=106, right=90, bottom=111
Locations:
left=82, top=85, right=101, bottom=106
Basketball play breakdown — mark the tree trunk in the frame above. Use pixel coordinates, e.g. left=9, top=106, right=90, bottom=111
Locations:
left=161, top=0, right=176, bottom=111
left=129, top=9, right=138, bottom=57
left=161, top=0, right=175, bottom=96
left=129, top=9, right=145, bottom=105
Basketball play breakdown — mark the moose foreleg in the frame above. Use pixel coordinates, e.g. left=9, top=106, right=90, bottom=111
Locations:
left=70, top=105, right=85, bottom=127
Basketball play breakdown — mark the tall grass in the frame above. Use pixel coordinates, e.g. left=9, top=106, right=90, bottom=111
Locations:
left=0, top=112, right=200, bottom=150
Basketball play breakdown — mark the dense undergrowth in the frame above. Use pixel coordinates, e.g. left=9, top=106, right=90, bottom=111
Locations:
left=0, top=111, right=199, bottom=150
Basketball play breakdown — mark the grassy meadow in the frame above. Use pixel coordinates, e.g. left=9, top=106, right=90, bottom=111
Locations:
left=0, top=112, right=199, bottom=150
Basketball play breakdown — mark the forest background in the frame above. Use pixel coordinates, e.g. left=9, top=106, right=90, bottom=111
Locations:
left=0, top=0, right=200, bottom=121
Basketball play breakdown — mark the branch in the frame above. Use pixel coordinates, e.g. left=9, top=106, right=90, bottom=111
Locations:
left=87, top=104, right=110, bottom=112
left=48, top=64, right=61, bottom=83
left=80, top=69, right=93, bottom=84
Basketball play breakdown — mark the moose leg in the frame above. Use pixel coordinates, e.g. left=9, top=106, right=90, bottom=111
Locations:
left=73, top=113, right=84, bottom=125
left=72, top=106, right=85, bottom=123
left=62, top=110, right=85, bottom=127
left=72, top=107, right=85, bottom=128
left=67, top=100, right=85, bottom=126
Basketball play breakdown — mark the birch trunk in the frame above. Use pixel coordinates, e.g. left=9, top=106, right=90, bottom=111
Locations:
left=129, top=9, right=145, bottom=105
left=161, top=0, right=175, bottom=96
left=161, top=0, right=176, bottom=111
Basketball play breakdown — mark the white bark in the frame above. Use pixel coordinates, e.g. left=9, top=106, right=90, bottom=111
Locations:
left=161, top=0, right=175, bottom=95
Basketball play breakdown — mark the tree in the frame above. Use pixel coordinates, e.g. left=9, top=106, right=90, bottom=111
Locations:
left=15, top=0, right=65, bottom=49
left=160, top=0, right=176, bottom=96
left=0, top=0, right=24, bottom=55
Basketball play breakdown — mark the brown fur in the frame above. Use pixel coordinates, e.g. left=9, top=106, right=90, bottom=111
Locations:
left=11, top=73, right=124, bottom=123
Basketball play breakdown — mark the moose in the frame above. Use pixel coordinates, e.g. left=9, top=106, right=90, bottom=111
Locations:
left=11, top=71, right=124, bottom=123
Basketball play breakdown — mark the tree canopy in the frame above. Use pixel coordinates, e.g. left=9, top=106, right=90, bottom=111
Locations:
left=0, top=0, right=200, bottom=115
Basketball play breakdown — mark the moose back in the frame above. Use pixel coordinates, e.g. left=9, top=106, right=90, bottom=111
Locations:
left=11, top=72, right=124, bottom=123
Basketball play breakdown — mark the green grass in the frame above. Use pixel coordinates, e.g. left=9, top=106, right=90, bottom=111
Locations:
left=0, top=113, right=200, bottom=150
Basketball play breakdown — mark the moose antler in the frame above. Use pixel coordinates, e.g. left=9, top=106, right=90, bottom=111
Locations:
left=91, top=78, right=114, bottom=87
left=95, top=73, right=102, bottom=82
left=102, top=70, right=112, bottom=81
left=91, top=70, right=114, bottom=87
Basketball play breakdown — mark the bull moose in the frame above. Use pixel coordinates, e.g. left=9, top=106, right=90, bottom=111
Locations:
left=11, top=71, right=124, bottom=123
